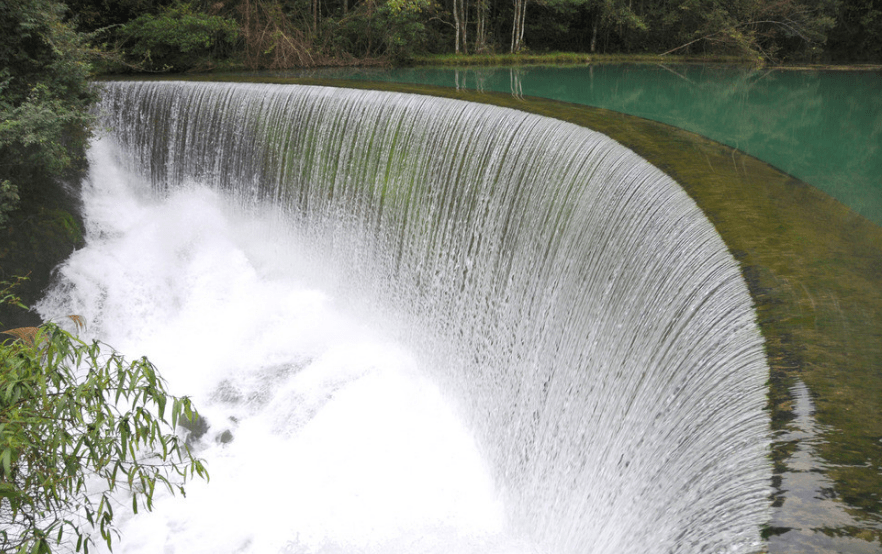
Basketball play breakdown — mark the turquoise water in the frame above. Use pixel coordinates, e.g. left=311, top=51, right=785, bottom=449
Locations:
left=286, top=64, right=882, bottom=226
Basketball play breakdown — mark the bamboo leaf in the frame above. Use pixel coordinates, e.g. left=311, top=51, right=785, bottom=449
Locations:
left=1, top=293, right=208, bottom=552
left=1, top=448, right=12, bottom=477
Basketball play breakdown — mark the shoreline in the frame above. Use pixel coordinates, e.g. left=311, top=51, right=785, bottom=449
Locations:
left=409, top=52, right=882, bottom=70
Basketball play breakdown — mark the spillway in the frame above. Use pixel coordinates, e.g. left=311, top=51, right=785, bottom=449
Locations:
left=40, top=81, right=770, bottom=553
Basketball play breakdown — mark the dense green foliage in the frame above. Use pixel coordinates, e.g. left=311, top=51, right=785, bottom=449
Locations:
left=60, top=0, right=880, bottom=71
left=827, top=0, right=882, bottom=60
left=0, top=285, right=208, bottom=553
left=116, top=4, right=240, bottom=71
left=0, top=0, right=98, bottom=228
left=333, top=0, right=436, bottom=62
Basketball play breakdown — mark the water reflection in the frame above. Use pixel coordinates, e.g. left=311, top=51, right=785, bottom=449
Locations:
left=771, top=380, right=882, bottom=553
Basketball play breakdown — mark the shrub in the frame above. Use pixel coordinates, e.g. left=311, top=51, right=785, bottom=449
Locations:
left=0, top=0, right=97, bottom=228
left=117, top=4, right=240, bottom=72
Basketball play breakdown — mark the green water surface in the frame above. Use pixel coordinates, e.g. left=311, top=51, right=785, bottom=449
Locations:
left=287, top=64, right=882, bottom=226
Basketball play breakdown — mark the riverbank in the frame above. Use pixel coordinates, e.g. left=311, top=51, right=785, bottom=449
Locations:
left=139, top=51, right=882, bottom=77
left=410, top=52, right=882, bottom=70
left=413, top=52, right=749, bottom=66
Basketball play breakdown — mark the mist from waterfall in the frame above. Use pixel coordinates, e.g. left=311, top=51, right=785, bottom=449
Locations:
left=38, top=81, right=771, bottom=553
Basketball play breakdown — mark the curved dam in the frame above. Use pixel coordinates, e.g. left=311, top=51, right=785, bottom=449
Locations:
left=44, top=81, right=770, bottom=553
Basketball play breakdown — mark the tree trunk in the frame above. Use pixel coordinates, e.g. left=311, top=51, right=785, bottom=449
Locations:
left=519, top=0, right=527, bottom=50
left=313, top=0, right=319, bottom=36
left=590, top=21, right=598, bottom=52
left=510, top=0, right=517, bottom=52
left=475, top=0, right=487, bottom=53
left=463, top=0, right=469, bottom=54
left=453, top=0, right=462, bottom=53
left=453, top=0, right=470, bottom=54
left=510, top=0, right=526, bottom=53
left=458, top=0, right=470, bottom=54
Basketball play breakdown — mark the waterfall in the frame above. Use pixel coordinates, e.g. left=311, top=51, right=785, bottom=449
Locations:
left=40, top=81, right=770, bottom=553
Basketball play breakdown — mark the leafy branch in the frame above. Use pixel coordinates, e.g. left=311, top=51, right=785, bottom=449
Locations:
left=1, top=288, right=208, bottom=554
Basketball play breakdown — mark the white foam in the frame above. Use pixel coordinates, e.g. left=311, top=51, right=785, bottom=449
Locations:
left=39, top=139, right=529, bottom=554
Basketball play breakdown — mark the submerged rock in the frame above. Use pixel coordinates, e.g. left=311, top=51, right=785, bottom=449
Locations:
left=178, top=414, right=210, bottom=444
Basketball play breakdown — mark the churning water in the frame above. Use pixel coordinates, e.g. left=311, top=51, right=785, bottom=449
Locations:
left=38, top=82, right=770, bottom=553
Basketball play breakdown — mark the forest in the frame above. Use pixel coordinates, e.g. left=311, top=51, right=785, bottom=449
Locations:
left=65, top=0, right=882, bottom=71
left=2, top=0, right=878, bottom=252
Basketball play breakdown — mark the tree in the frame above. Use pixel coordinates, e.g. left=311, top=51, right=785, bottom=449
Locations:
left=0, top=0, right=98, bottom=228
left=63, top=0, right=175, bottom=33
left=0, top=283, right=208, bottom=553
left=239, top=0, right=318, bottom=69
left=453, top=0, right=469, bottom=53
left=827, top=0, right=881, bottom=61
left=376, top=0, right=437, bottom=60
left=511, top=0, right=528, bottom=51
left=589, top=0, right=646, bottom=52
left=474, top=0, right=490, bottom=52
left=115, top=4, right=240, bottom=72
left=333, top=0, right=435, bottom=61
left=657, top=0, right=835, bottom=61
